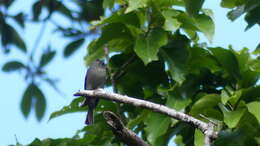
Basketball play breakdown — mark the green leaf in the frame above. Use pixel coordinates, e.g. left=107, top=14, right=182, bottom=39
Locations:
left=14, top=12, right=25, bottom=28
left=177, top=12, right=215, bottom=42
left=166, top=93, right=191, bottom=111
left=33, top=86, right=46, bottom=121
left=188, top=46, right=220, bottom=73
left=125, top=0, right=148, bottom=13
left=56, top=2, right=73, bottom=19
left=214, top=130, right=246, bottom=146
left=160, top=32, right=190, bottom=84
left=21, top=84, right=34, bottom=118
left=32, top=1, right=42, bottom=21
left=245, top=6, right=260, bottom=30
left=134, top=28, right=168, bottom=65
left=194, top=129, right=204, bottom=146
left=184, top=0, right=205, bottom=16
left=190, top=94, right=221, bottom=117
left=86, top=23, right=133, bottom=65
left=21, top=83, right=46, bottom=121
left=134, top=28, right=167, bottom=65
left=219, top=104, right=246, bottom=128
left=209, top=47, right=241, bottom=80
left=144, top=112, right=171, bottom=145
left=247, top=102, right=260, bottom=124
left=221, top=0, right=237, bottom=8
left=103, top=0, right=115, bottom=9
left=63, top=38, right=85, bottom=58
left=1, top=23, right=27, bottom=52
left=127, top=110, right=149, bottom=129
left=39, top=50, right=56, bottom=67
left=49, top=97, right=85, bottom=121
left=227, top=6, right=245, bottom=21
left=2, top=60, right=25, bottom=72
left=194, top=14, right=215, bottom=42
left=162, top=9, right=181, bottom=32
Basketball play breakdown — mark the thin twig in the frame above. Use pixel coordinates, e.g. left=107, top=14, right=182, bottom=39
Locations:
left=30, top=20, right=48, bottom=61
left=103, top=47, right=117, bottom=93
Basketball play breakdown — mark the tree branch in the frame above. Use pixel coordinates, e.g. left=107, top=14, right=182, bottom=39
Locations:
left=74, top=89, right=218, bottom=146
left=103, top=111, right=150, bottom=146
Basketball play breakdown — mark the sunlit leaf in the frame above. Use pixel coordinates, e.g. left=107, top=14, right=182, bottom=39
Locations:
left=194, top=129, right=204, bottom=146
left=247, top=102, right=260, bottom=124
left=125, top=0, right=148, bottom=13
left=134, top=28, right=168, bottom=65
left=49, top=97, right=85, bottom=121
left=219, top=104, right=246, bottom=128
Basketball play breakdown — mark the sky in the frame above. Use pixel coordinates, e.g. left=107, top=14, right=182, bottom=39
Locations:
left=0, top=0, right=259, bottom=146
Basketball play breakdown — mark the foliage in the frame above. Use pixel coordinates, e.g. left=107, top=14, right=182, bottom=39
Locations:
left=1, top=0, right=260, bottom=146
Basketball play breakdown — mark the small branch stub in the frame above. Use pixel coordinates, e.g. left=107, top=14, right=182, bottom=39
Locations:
left=103, top=111, right=150, bottom=146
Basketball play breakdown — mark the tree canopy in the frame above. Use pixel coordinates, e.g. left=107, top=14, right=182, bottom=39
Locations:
left=1, top=0, right=260, bottom=145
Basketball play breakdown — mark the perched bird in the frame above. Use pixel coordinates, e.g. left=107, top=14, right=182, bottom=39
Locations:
left=82, top=59, right=106, bottom=125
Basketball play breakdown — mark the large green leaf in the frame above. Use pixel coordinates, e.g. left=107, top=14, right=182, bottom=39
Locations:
left=194, top=129, right=204, bottom=146
left=103, top=11, right=141, bottom=27
left=193, top=14, right=215, bottom=42
left=63, top=38, right=85, bottom=58
left=190, top=94, right=221, bottom=117
left=134, top=28, right=168, bottom=65
left=184, top=0, right=205, bottom=16
left=160, top=32, right=190, bottom=84
left=177, top=12, right=215, bottom=42
left=214, top=130, right=246, bottom=146
left=245, top=5, right=260, bottom=30
left=209, top=47, right=241, bottom=80
left=86, top=23, right=133, bottom=64
left=247, top=102, right=260, bottom=124
left=188, top=46, right=220, bottom=74
left=125, top=0, right=148, bottom=13
left=162, top=9, right=181, bottom=32
left=49, top=97, right=85, bottom=121
left=2, top=60, right=25, bottom=72
left=144, top=112, right=171, bottom=145
left=219, top=104, right=246, bottom=128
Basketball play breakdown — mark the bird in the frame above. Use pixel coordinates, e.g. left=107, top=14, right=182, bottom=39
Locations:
left=81, top=59, right=106, bottom=125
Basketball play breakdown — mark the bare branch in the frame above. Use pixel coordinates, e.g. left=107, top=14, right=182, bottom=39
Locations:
left=103, top=111, right=150, bottom=146
left=74, top=89, right=218, bottom=145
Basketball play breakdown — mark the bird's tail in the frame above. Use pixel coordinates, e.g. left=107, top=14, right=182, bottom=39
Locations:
left=85, top=108, right=94, bottom=125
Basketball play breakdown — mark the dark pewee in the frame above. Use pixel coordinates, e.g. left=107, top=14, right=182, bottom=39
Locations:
left=81, top=59, right=106, bottom=125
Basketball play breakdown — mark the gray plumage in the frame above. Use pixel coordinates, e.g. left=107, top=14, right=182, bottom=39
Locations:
left=82, top=59, right=106, bottom=125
